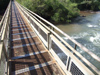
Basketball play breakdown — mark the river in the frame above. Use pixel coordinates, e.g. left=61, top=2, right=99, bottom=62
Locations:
left=57, top=11, right=100, bottom=71
left=0, top=11, right=100, bottom=74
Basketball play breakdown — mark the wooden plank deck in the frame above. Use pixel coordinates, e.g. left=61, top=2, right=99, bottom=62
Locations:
left=9, top=2, right=63, bottom=75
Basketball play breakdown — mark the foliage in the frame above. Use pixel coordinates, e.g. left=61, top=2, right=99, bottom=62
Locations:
left=71, top=0, right=100, bottom=11
left=1, top=0, right=100, bottom=23
left=91, top=0, right=100, bottom=11
left=16, top=0, right=79, bottom=23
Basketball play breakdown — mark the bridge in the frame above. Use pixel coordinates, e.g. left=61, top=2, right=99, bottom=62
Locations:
left=0, top=1, right=100, bottom=75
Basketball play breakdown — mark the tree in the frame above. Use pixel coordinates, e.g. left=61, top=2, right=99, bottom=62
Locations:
left=16, top=0, right=79, bottom=23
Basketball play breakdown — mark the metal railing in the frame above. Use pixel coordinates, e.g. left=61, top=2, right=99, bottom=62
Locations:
left=15, top=1, right=100, bottom=75
left=0, top=1, right=11, bottom=75
left=0, top=1, right=100, bottom=75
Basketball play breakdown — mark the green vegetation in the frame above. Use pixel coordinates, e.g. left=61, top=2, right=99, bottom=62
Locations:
left=16, top=0, right=79, bottom=23
left=71, top=0, right=100, bottom=11
left=16, top=0, right=100, bottom=23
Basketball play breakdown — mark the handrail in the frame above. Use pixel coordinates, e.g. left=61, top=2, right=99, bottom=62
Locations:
left=1, top=1, right=100, bottom=75
left=0, top=1, right=11, bottom=41
left=17, top=2, right=100, bottom=63
left=0, top=1, right=10, bottom=37
left=16, top=1, right=100, bottom=75
left=0, top=0, right=11, bottom=60
left=0, top=1, right=11, bottom=75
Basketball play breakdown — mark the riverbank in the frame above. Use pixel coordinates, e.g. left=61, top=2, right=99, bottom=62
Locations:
left=56, top=12, right=100, bottom=70
left=53, top=10, right=100, bottom=25
left=80, top=10, right=100, bottom=16
left=56, top=10, right=100, bottom=35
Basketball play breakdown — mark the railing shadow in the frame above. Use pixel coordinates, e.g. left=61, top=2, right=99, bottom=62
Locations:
left=10, top=2, right=54, bottom=75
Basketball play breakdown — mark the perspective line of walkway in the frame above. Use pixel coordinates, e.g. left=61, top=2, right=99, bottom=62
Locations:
left=9, top=2, right=63, bottom=75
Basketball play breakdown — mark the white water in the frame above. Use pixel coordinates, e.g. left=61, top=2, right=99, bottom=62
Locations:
left=57, top=13, right=100, bottom=71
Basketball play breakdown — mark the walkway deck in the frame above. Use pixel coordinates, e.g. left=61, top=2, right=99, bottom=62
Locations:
left=9, top=2, right=63, bottom=75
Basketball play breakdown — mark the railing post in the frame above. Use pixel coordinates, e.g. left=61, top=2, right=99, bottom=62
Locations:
left=66, top=56, right=71, bottom=70
left=3, top=42, right=9, bottom=61
left=74, top=44, right=77, bottom=50
left=47, top=32, right=51, bottom=50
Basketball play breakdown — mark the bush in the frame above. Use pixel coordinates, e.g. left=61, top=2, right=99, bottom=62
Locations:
left=16, top=0, right=79, bottom=23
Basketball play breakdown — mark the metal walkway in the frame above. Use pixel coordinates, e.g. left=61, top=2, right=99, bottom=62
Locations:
left=9, top=2, right=62, bottom=75
left=0, top=1, right=100, bottom=75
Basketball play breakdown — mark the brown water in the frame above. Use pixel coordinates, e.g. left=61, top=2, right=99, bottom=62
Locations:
left=57, top=11, right=98, bottom=34
left=56, top=23, right=88, bottom=36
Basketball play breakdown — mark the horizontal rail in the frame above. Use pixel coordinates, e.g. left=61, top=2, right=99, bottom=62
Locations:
left=17, top=7, right=100, bottom=74
left=19, top=4, right=100, bottom=63
left=0, top=1, right=11, bottom=75
left=0, top=1, right=10, bottom=37
left=0, top=0, right=11, bottom=60
left=16, top=1, right=100, bottom=75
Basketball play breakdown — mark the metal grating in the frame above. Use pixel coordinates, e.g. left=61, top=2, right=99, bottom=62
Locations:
left=70, top=62, right=84, bottom=75
left=0, top=50, right=6, bottom=75
left=52, top=41, right=67, bottom=65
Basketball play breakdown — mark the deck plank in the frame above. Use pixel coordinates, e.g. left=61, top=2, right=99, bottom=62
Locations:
left=10, top=1, right=63, bottom=75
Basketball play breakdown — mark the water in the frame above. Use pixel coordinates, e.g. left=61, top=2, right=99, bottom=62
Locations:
left=57, top=11, right=100, bottom=71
